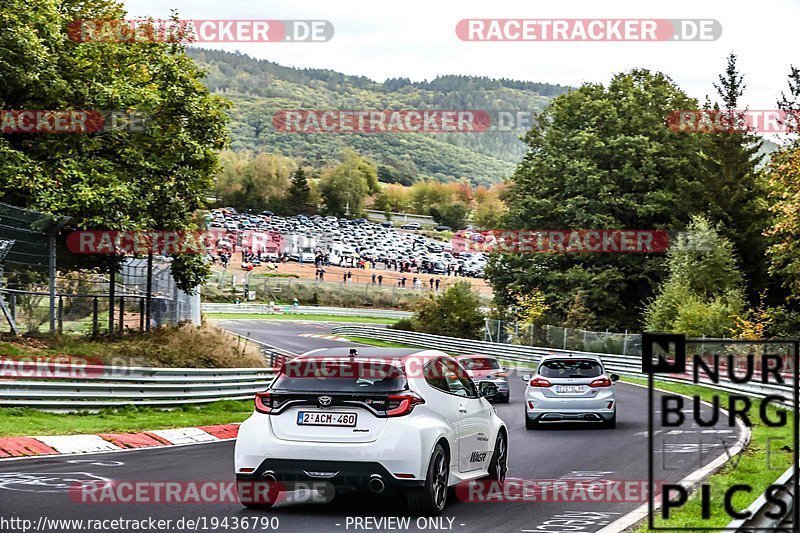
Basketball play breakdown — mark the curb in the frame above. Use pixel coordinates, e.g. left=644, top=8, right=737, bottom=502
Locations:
left=0, top=423, right=240, bottom=459
left=596, top=381, right=751, bottom=532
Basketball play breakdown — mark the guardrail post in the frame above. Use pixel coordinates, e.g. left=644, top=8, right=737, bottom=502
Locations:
left=92, top=297, right=99, bottom=337
left=623, top=330, right=628, bottom=355
left=57, top=296, right=63, bottom=334
left=119, top=297, right=125, bottom=334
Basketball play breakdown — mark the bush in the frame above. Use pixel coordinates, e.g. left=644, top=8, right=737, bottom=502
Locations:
left=391, top=318, right=413, bottom=331
left=411, top=282, right=484, bottom=339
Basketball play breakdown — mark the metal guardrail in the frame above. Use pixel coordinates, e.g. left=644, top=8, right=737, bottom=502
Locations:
left=0, top=334, right=293, bottom=409
left=0, top=363, right=277, bottom=408
left=726, top=465, right=795, bottom=531
left=330, top=325, right=797, bottom=529
left=330, top=326, right=793, bottom=405
left=202, top=303, right=412, bottom=319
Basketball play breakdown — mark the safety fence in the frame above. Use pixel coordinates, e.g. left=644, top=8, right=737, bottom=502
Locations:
left=0, top=334, right=290, bottom=409
left=202, top=303, right=412, bottom=319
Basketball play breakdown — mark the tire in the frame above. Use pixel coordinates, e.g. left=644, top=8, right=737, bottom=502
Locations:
left=487, top=432, right=508, bottom=481
left=525, top=414, right=538, bottom=430
left=604, top=412, right=617, bottom=429
left=407, top=443, right=449, bottom=516
left=237, top=478, right=276, bottom=510
left=498, top=394, right=510, bottom=404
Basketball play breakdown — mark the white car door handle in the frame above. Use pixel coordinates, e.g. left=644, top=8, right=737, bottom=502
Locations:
left=458, top=404, right=467, bottom=413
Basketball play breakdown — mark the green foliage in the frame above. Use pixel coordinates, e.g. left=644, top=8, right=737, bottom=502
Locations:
left=391, top=318, right=414, bottom=331
left=765, top=146, right=800, bottom=298
left=486, top=69, right=716, bottom=329
left=0, top=1, right=229, bottom=290
left=186, top=48, right=571, bottom=185
left=644, top=216, right=746, bottom=337
left=215, top=151, right=294, bottom=211
left=411, top=282, right=485, bottom=339
left=700, top=53, right=771, bottom=301
left=429, top=201, right=469, bottom=229
left=318, top=151, right=379, bottom=216
left=286, top=167, right=315, bottom=214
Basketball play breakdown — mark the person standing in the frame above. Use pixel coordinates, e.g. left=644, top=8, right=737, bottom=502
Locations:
left=435, top=278, right=440, bottom=291
left=377, top=274, right=383, bottom=286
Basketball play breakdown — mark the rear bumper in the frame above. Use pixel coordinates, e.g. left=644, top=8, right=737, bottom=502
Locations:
left=526, top=391, right=615, bottom=421
left=237, top=459, right=425, bottom=491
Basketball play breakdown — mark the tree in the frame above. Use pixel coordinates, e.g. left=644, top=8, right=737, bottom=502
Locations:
left=411, top=282, right=485, bottom=339
left=644, top=216, right=746, bottom=337
left=286, top=167, right=315, bottom=214
left=764, top=146, right=800, bottom=298
left=700, top=53, right=771, bottom=301
left=486, top=69, right=719, bottom=329
left=0, top=1, right=229, bottom=291
left=317, top=151, right=379, bottom=216
left=429, top=201, right=469, bottom=229
left=215, top=151, right=294, bottom=211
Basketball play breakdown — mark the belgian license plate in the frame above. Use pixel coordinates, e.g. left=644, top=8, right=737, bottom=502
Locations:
left=556, top=385, right=585, bottom=393
left=297, top=411, right=357, bottom=427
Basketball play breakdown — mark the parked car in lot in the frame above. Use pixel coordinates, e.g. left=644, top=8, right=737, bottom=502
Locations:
left=522, top=354, right=619, bottom=429
left=235, top=347, right=508, bottom=515
left=401, top=222, right=421, bottom=230
left=455, top=355, right=509, bottom=403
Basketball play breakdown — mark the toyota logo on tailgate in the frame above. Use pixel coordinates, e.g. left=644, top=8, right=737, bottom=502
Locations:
left=318, top=396, right=332, bottom=406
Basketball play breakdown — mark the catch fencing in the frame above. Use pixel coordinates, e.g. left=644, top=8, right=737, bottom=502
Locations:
left=202, top=303, right=411, bottom=319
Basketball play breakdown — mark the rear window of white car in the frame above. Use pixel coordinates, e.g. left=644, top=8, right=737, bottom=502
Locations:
left=538, top=359, right=603, bottom=378
left=273, top=360, right=407, bottom=393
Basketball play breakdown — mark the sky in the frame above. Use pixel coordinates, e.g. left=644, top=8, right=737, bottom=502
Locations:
left=122, top=0, right=799, bottom=112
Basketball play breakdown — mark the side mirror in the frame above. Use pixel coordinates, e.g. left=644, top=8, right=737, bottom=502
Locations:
left=610, top=374, right=620, bottom=382
left=521, top=374, right=532, bottom=382
left=479, top=381, right=500, bottom=400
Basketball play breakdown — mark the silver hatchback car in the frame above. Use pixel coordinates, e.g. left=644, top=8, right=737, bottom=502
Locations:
left=522, top=354, right=619, bottom=429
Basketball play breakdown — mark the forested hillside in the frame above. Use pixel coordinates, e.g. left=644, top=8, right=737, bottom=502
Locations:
left=187, top=48, right=571, bottom=184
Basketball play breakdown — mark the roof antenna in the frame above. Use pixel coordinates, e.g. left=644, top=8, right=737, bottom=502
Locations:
left=349, top=348, right=358, bottom=359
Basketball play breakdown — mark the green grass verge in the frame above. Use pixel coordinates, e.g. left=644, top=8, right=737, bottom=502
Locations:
left=206, top=313, right=398, bottom=324
left=622, top=376, right=794, bottom=531
left=341, top=335, right=423, bottom=349
left=0, top=400, right=254, bottom=438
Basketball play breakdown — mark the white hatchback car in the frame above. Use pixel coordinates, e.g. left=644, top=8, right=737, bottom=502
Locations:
left=522, top=354, right=619, bottom=429
left=235, top=347, right=508, bottom=515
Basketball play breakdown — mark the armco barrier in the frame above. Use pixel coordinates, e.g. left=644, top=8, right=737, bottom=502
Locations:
left=203, top=303, right=411, bottom=319
left=0, top=364, right=277, bottom=408
left=330, top=326, right=792, bottom=404
left=330, top=325, right=796, bottom=530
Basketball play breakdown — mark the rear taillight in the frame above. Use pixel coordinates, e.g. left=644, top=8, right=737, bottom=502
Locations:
left=386, top=392, right=425, bottom=416
left=590, top=377, right=613, bottom=388
left=254, top=391, right=273, bottom=414
left=528, top=378, right=552, bottom=387
left=494, top=371, right=508, bottom=377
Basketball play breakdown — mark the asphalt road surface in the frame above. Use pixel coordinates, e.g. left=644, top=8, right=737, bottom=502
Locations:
left=0, top=321, right=743, bottom=533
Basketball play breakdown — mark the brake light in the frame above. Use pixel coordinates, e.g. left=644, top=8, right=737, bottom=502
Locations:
left=590, top=377, right=613, bottom=388
left=528, top=378, right=552, bottom=387
left=386, top=392, right=425, bottom=416
left=494, top=371, right=508, bottom=377
left=254, top=391, right=273, bottom=414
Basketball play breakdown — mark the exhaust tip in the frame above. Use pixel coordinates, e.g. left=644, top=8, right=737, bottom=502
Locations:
left=261, top=470, right=277, bottom=483
left=368, top=475, right=385, bottom=493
